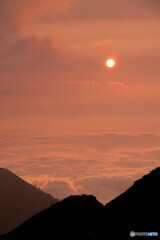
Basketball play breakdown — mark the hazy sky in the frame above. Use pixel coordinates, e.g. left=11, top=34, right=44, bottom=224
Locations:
left=0, top=0, right=160, bottom=203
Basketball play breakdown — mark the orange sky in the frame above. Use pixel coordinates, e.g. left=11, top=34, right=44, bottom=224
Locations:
left=0, top=0, right=160, bottom=203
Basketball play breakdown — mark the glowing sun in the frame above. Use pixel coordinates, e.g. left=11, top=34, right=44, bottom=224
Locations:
left=106, top=58, right=116, bottom=68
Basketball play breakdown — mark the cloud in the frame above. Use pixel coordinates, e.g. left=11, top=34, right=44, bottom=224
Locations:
left=2, top=130, right=160, bottom=152
left=1, top=129, right=160, bottom=202
left=41, top=0, right=160, bottom=23
left=71, top=39, right=113, bottom=54
left=0, top=0, right=160, bottom=205
left=1, top=35, right=62, bottom=75
left=40, top=175, right=133, bottom=204
left=0, top=0, right=71, bottom=31
left=42, top=180, right=76, bottom=200
left=75, top=176, right=133, bottom=203
left=144, top=149, right=160, bottom=161
left=107, top=81, right=124, bottom=87
left=1, top=0, right=159, bottom=35
left=63, top=80, right=124, bottom=88
left=67, top=132, right=160, bottom=151
left=114, top=157, right=159, bottom=169
left=138, top=0, right=160, bottom=14
left=62, top=80, right=103, bottom=87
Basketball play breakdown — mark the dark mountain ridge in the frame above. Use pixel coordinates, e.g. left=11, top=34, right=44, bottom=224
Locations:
left=0, top=168, right=58, bottom=235
left=1, top=167, right=160, bottom=239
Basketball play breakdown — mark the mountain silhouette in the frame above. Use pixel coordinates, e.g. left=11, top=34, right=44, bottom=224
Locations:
left=0, top=168, right=58, bottom=235
left=1, top=168, right=160, bottom=239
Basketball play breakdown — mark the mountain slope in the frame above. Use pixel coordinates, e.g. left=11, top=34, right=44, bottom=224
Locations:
left=0, top=168, right=58, bottom=235
left=1, top=195, right=103, bottom=240
left=1, top=167, right=160, bottom=239
left=89, top=167, right=160, bottom=238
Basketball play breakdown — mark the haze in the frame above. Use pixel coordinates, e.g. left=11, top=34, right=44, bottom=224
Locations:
left=0, top=0, right=160, bottom=203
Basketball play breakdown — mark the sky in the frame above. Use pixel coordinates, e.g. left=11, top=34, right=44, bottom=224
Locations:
left=0, top=0, right=160, bottom=203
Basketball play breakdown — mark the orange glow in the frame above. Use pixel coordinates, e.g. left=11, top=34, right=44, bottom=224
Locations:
left=106, top=58, right=116, bottom=68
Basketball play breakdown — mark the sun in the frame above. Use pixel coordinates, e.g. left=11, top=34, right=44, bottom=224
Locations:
left=106, top=58, right=116, bottom=68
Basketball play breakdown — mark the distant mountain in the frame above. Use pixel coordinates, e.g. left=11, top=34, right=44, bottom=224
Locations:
left=0, top=168, right=58, bottom=235
left=1, top=168, right=160, bottom=239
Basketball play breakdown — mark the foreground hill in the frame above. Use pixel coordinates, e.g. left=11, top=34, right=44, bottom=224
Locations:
left=1, top=168, right=160, bottom=239
left=0, top=168, right=58, bottom=235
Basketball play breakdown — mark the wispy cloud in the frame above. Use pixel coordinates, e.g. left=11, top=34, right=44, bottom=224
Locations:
left=107, top=81, right=124, bottom=87
left=62, top=80, right=103, bottom=87
left=62, top=80, right=124, bottom=87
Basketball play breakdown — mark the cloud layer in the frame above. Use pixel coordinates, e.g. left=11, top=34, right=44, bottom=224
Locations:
left=1, top=129, right=160, bottom=203
left=0, top=1, right=160, bottom=204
